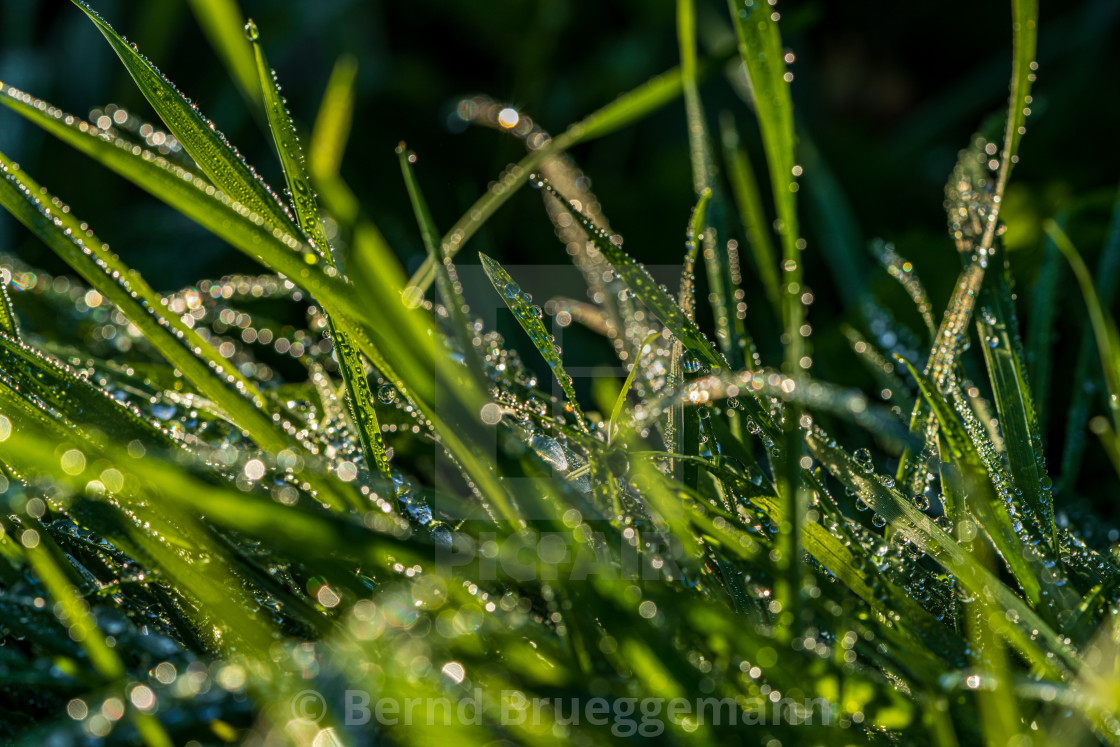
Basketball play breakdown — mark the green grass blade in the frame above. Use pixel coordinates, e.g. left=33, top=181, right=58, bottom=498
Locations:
left=537, top=177, right=779, bottom=443
left=0, top=85, right=439, bottom=415
left=1060, top=191, right=1120, bottom=488
left=727, top=0, right=806, bottom=619
left=184, top=0, right=260, bottom=107
left=1047, top=220, right=1120, bottom=431
left=480, top=253, right=588, bottom=432
left=0, top=273, right=17, bottom=338
left=309, top=54, right=360, bottom=222
left=71, top=0, right=301, bottom=238
left=719, top=112, right=781, bottom=316
left=609, top=331, right=661, bottom=444
left=398, top=144, right=486, bottom=385
left=806, top=428, right=1080, bottom=681
left=975, top=269, right=1057, bottom=551
left=250, top=20, right=390, bottom=479
left=900, top=357, right=1046, bottom=608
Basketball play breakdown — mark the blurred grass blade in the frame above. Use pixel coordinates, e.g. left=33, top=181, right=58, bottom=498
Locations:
left=480, top=253, right=588, bottom=432
left=1060, top=190, right=1120, bottom=487
left=250, top=20, right=391, bottom=479
left=719, top=111, right=781, bottom=316
left=309, top=54, right=360, bottom=223
left=71, top=0, right=301, bottom=237
left=1047, top=220, right=1120, bottom=431
left=184, top=0, right=260, bottom=107
left=407, top=58, right=727, bottom=295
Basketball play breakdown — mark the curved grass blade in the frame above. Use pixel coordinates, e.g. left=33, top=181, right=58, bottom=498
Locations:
left=1047, top=220, right=1120, bottom=432
left=1060, top=192, right=1120, bottom=489
left=70, top=0, right=301, bottom=238
left=250, top=21, right=391, bottom=479
left=480, top=253, right=587, bottom=432
left=0, top=86, right=438, bottom=413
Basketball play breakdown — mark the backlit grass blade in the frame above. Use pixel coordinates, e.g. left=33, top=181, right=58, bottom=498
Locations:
left=480, top=253, right=588, bottom=432
left=71, top=0, right=301, bottom=238
left=184, top=0, right=260, bottom=107
left=0, top=329, right=174, bottom=447
left=0, top=151, right=294, bottom=452
left=7, top=522, right=173, bottom=747
left=0, top=275, right=17, bottom=337
left=250, top=20, right=391, bottom=479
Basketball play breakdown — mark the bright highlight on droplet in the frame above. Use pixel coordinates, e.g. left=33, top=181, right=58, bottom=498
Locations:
left=0, top=415, right=10, bottom=442
left=244, top=459, right=266, bottom=480
left=479, top=402, right=503, bottom=425
left=497, top=107, right=520, bottom=129
left=61, top=449, right=86, bottom=475
left=442, top=661, right=466, bottom=684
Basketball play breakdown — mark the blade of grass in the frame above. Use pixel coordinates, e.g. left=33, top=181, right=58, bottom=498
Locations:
left=479, top=253, right=588, bottom=432
left=1046, top=220, right=1120, bottom=432
left=1060, top=189, right=1120, bottom=489
left=249, top=20, right=391, bottom=480
left=71, top=0, right=301, bottom=238
left=727, top=0, right=806, bottom=620
left=309, top=54, right=360, bottom=223
left=719, top=111, right=781, bottom=316
left=975, top=267, right=1058, bottom=553
left=398, top=144, right=486, bottom=385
